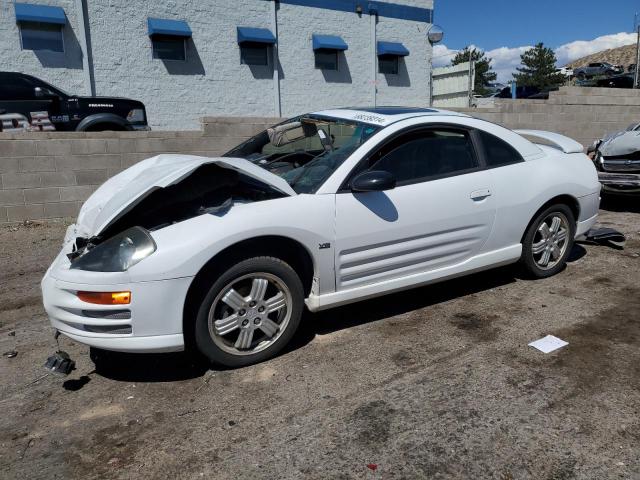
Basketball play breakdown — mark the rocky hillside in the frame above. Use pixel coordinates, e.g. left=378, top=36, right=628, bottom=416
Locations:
left=565, top=43, right=637, bottom=69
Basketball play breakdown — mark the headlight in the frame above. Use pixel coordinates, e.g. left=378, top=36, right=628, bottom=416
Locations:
left=126, top=109, right=145, bottom=123
left=71, top=227, right=156, bottom=272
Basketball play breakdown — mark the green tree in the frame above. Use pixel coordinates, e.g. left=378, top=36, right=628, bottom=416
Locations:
left=451, top=47, right=497, bottom=96
left=513, top=42, right=565, bottom=90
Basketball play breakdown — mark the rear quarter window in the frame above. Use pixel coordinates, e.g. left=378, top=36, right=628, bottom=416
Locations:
left=478, top=130, right=524, bottom=168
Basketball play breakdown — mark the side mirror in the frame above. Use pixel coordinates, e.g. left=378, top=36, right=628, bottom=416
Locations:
left=351, top=170, right=396, bottom=192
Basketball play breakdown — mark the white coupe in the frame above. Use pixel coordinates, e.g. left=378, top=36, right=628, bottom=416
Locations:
left=42, top=108, right=600, bottom=367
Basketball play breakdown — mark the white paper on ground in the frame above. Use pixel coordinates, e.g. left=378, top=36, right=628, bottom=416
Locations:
left=528, top=335, right=569, bottom=353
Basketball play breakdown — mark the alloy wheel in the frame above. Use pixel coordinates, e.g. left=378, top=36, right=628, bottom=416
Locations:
left=207, top=272, right=292, bottom=356
left=531, top=212, right=570, bottom=270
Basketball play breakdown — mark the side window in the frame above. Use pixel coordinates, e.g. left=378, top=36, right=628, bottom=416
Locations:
left=478, top=130, right=524, bottom=167
left=0, top=76, right=35, bottom=101
left=369, top=129, right=479, bottom=185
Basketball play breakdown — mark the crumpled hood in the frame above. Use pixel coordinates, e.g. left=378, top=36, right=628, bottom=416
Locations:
left=73, top=154, right=296, bottom=238
left=600, top=130, right=640, bottom=157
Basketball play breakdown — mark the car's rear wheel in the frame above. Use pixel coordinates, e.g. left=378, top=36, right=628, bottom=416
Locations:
left=520, top=204, right=575, bottom=279
left=194, top=257, right=304, bottom=368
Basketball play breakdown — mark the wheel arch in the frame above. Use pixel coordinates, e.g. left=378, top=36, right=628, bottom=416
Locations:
left=76, top=113, right=130, bottom=132
left=182, top=235, right=316, bottom=350
left=521, top=194, right=580, bottom=243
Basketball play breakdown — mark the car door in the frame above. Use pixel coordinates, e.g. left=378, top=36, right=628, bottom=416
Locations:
left=333, top=126, right=496, bottom=291
left=0, top=73, right=57, bottom=131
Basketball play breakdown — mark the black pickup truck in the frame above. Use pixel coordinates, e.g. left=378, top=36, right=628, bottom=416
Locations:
left=0, top=72, right=149, bottom=132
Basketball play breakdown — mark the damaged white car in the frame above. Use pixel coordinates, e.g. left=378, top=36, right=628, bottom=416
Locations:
left=42, top=108, right=600, bottom=367
left=590, top=123, right=640, bottom=194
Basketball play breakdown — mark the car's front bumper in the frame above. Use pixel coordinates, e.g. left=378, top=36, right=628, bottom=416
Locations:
left=41, top=271, right=193, bottom=353
left=599, top=172, right=640, bottom=195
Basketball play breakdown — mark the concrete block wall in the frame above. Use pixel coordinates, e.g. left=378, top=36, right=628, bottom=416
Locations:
left=453, top=86, right=640, bottom=148
left=2, top=86, right=639, bottom=223
left=0, top=117, right=276, bottom=223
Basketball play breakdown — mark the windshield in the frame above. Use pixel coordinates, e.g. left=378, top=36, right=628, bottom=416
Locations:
left=224, top=115, right=380, bottom=193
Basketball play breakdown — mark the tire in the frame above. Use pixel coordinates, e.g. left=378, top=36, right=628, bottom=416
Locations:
left=577, top=72, right=586, bottom=81
left=520, top=204, right=576, bottom=279
left=194, top=256, right=304, bottom=368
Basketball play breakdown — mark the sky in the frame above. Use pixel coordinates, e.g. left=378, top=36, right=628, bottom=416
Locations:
left=432, top=0, right=640, bottom=82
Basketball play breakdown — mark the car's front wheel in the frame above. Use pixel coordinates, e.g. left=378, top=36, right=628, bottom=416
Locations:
left=194, top=256, right=304, bottom=368
left=520, top=204, right=576, bottom=279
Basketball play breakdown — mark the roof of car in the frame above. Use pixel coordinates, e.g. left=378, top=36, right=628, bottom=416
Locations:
left=310, top=107, right=470, bottom=127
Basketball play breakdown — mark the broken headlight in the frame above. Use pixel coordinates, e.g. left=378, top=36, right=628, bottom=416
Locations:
left=70, top=227, right=156, bottom=272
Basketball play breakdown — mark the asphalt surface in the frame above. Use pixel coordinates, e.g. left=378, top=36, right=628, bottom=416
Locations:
left=1, top=198, right=639, bottom=479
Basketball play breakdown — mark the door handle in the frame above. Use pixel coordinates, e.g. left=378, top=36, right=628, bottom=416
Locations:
left=470, top=188, right=492, bottom=201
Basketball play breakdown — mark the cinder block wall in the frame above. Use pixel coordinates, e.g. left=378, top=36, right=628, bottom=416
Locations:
left=0, top=117, right=277, bottom=223
left=452, top=86, right=640, bottom=148
left=2, top=86, right=640, bottom=223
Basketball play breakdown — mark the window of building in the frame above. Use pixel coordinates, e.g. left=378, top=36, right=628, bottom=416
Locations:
left=241, top=43, right=269, bottom=66
left=378, top=56, right=399, bottom=75
left=315, top=50, right=338, bottom=70
left=369, top=129, right=478, bottom=185
left=19, top=22, right=64, bottom=53
left=478, top=130, right=524, bottom=167
left=151, top=35, right=186, bottom=61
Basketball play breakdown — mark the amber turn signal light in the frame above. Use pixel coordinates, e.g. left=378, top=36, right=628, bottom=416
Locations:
left=77, top=291, right=131, bottom=305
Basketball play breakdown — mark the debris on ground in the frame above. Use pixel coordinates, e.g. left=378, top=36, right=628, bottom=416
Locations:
left=528, top=335, right=569, bottom=353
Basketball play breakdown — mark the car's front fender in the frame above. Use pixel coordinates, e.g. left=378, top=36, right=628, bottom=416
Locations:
left=128, top=194, right=337, bottom=295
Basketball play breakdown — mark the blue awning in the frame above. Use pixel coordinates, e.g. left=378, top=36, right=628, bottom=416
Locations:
left=312, top=34, right=348, bottom=51
left=237, top=27, right=276, bottom=45
left=147, top=17, right=192, bottom=37
left=377, top=41, right=410, bottom=57
left=15, top=3, right=66, bottom=25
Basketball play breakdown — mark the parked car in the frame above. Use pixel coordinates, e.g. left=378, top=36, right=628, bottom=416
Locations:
left=42, top=107, right=600, bottom=367
left=628, top=64, right=636, bottom=73
left=589, top=122, right=640, bottom=194
left=596, top=73, right=634, bottom=89
left=555, top=67, right=573, bottom=78
left=495, top=86, right=558, bottom=100
left=0, top=71, right=149, bottom=132
left=573, top=62, right=623, bottom=80
left=496, top=85, right=541, bottom=99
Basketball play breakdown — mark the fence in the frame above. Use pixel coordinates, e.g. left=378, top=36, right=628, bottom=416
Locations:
left=431, top=61, right=474, bottom=108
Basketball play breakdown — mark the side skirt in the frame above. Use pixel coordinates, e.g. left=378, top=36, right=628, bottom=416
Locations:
left=304, top=244, right=522, bottom=312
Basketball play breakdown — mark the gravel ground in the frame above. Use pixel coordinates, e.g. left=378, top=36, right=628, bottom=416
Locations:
left=1, top=199, right=639, bottom=480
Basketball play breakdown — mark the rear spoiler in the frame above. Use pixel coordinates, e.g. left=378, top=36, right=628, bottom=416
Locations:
left=514, top=129, right=584, bottom=154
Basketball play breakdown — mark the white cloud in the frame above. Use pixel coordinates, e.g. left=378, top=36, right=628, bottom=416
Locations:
left=554, top=32, right=637, bottom=66
left=432, top=44, right=458, bottom=67
left=484, top=45, right=533, bottom=83
left=433, top=32, right=637, bottom=83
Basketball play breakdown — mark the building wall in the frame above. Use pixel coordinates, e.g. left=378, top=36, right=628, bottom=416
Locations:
left=0, top=0, right=86, bottom=94
left=87, top=0, right=278, bottom=130
left=1, top=0, right=435, bottom=130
